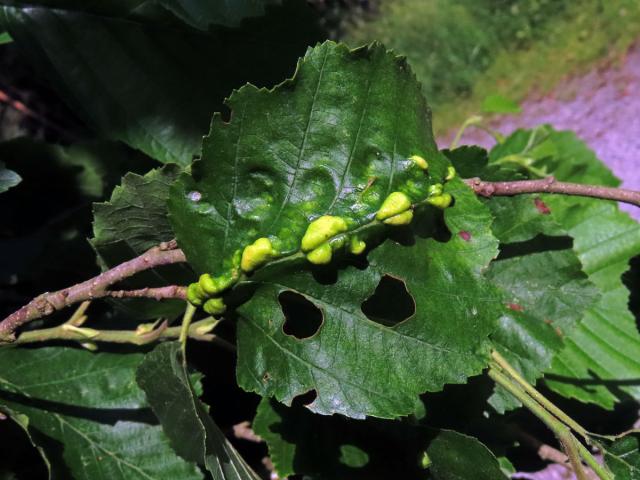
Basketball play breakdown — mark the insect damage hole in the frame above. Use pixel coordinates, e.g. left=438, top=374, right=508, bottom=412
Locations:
left=361, top=275, right=415, bottom=327
left=280, top=291, right=323, bottom=339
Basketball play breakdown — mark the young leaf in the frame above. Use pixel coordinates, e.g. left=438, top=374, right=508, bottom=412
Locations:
left=0, top=347, right=202, bottom=480
left=168, top=41, right=451, bottom=275
left=236, top=179, right=502, bottom=419
left=136, top=342, right=260, bottom=479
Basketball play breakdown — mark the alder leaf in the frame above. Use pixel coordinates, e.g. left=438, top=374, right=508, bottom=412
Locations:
left=168, top=41, right=451, bottom=275
left=168, top=42, right=503, bottom=419
left=490, top=128, right=640, bottom=409
left=445, top=146, right=600, bottom=412
left=137, top=342, right=260, bottom=479
left=0, top=347, right=202, bottom=480
left=236, top=179, right=501, bottom=419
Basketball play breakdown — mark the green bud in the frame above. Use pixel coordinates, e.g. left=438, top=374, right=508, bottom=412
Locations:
left=420, top=451, right=432, bottom=469
left=195, top=318, right=220, bottom=336
left=203, top=297, right=226, bottom=316
left=409, top=154, right=428, bottom=170
left=383, top=210, right=414, bottom=226
left=301, top=215, right=348, bottom=252
left=62, top=324, right=100, bottom=339
left=427, top=183, right=443, bottom=197
left=187, top=283, right=204, bottom=306
left=306, top=243, right=333, bottom=265
left=241, top=237, right=277, bottom=272
left=376, top=192, right=412, bottom=221
left=445, top=165, right=456, bottom=181
left=81, top=342, right=98, bottom=351
left=135, top=322, right=157, bottom=336
left=427, top=193, right=453, bottom=209
left=349, top=236, right=366, bottom=255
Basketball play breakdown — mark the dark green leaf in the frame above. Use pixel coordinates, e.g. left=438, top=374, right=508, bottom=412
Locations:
left=0, top=346, right=202, bottom=480
left=604, top=432, right=640, bottom=479
left=137, top=342, right=260, bottom=479
left=152, top=0, right=278, bottom=29
left=91, top=165, right=193, bottom=319
left=426, top=430, right=507, bottom=480
left=236, top=179, right=501, bottom=419
left=0, top=3, right=322, bottom=164
left=169, top=41, right=450, bottom=275
left=0, top=31, right=11, bottom=44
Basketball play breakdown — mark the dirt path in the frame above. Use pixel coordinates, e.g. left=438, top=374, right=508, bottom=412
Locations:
left=439, top=43, right=640, bottom=220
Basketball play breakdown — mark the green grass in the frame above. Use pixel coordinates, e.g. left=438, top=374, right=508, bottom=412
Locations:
left=345, top=0, right=640, bottom=135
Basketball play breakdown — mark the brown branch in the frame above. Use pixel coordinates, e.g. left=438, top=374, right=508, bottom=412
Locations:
left=232, top=421, right=263, bottom=443
left=0, top=241, right=187, bottom=342
left=2, top=178, right=638, bottom=343
left=465, top=176, right=640, bottom=208
left=104, top=286, right=186, bottom=301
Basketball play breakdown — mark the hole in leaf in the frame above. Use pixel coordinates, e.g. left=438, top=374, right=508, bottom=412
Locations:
left=291, top=389, right=317, bottom=408
left=361, top=275, right=415, bottom=327
left=280, top=291, right=323, bottom=339
left=389, top=206, right=451, bottom=246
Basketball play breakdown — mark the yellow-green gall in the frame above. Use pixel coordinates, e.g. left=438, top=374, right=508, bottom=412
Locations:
left=383, top=210, right=414, bottom=226
left=301, top=215, right=348, bottom=252
left=428, top=183, right=443, bottom=197
left=409, top=154, right=428, bottom=170
left=306, top=243, right=333, bottom=265
left=241, top=237, right=277, bottom=272
left=427, top=193, right=453, bottom=209
left=203, top=297, right=226, bottom=316
left=376, top=192, right=412, bottom=221
left=199, top=273, right=218, bottom=295
left=445, top=165, right=456, bottom=181
left=349, top=236, right=366, bottom=255
left=187, top=282, right=205, bottom=306
left=199, top=272, right=236, bottom=295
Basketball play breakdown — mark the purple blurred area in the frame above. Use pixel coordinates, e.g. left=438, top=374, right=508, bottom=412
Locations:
left=439, top=43, right=640, bottom=220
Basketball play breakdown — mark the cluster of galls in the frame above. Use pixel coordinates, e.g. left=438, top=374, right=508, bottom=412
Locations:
left=186, top=155, right=456, bottom=314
